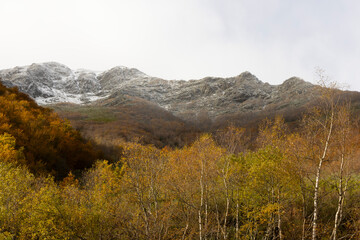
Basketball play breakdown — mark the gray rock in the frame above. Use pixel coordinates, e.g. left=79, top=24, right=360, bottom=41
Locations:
left=0, top=62, right=315, bottom=122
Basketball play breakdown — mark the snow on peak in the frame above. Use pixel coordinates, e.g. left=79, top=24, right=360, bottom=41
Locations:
left=0, top=62, right=156, bottom=105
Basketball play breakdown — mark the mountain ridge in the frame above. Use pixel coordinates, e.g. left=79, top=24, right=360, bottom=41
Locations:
left=3, top=62, right=360, bottom=149
left=0, top=62, right=315, bottom=123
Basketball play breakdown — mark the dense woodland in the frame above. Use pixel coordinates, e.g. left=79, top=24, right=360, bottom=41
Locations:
left=1, top=81, right=360, bottom=240
left=0, top=83, right=101, bottom=179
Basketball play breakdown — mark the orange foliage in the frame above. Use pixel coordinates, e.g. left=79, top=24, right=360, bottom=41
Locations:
left=0, top=83, right=101, bottom=178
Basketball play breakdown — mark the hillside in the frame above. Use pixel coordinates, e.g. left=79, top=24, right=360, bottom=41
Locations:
left=2, top=63, right=360, bottom=239
left=2, top=62, right=360, bottom=148
left=0, top=82, right=101, bottom=178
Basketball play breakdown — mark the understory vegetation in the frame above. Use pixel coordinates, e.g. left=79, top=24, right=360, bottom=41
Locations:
left=1, top=82, right=360, bottom=239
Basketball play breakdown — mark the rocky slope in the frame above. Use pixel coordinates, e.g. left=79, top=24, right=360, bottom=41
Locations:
left=0, top=62, right=315, bottom=122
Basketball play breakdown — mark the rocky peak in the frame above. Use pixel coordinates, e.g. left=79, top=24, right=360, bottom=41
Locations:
left=236, top=71, right=260, bottom=82
left=281, top=77, right=307, bottom=87
left=278, top=77, right=313, bottom=94
left=0, top=62, right=107, bottom=104
left=0, top=63, right=316, bottom=122
left=28, top=62, right=73, bottom=77
left=98, top=66, right=148, bottom=90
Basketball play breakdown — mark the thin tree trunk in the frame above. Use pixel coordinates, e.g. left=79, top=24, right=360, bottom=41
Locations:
left=277, top=189, right=283, bottom=240
left=150, top=174, right=158, bottom=221
left=199, top=157, right=204, bottom=240
left=199, top=208, right=203, bottom=240
left=312, top=154, right=324, bottom=240
left=205, top=196, right=208, bottom=240
left=134, top=179, right=150, bottom=238
left=331, top=104, right=352, bottom=240
left=204, top=182, right=208, bottom=240
left=264, top=186, right=275, bottom=240
left=302, top=218, right=307, bottom=240
left=222, top=160, right=230, bottom=240
left=312, top=111, right=333, bottom=240
left=300, top=180, right=307, bottom=240
left=223, top=196, right=230, bottom=239
left=264, top=221, right=273, bottom=240
left=215, top=201, right=221, bottom=240
left=331, top=153, right=349, bottom=240
left=331, top=155, right=344, bottom=240
left=182, top=222, right=189, bottom=240
left=332, top=194, right=342, bottom=240
left=236, top=194, right=239, bottom=240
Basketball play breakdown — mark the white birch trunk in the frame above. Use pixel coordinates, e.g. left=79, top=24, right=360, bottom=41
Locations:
left=222, top=159, right=230, bottom=240
left=199, top=156, right=204, bottom=240
left=277, top=189, right=283, bottom=240
left=312, top=111, right=333, bottom=240
left=331, top=153, right=349, bottom=240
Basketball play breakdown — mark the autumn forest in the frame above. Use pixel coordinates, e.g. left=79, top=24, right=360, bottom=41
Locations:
left=1, top=81, right=360, bottom=240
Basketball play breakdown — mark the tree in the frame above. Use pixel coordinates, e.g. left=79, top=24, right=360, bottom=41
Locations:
left=0, top=162, right=34, bottom=238
left=122, top=143, right=171, bottom=240
left=329, top=102, right=359, bottom=240
left=166, top=135, right=225, bottom=239
left=0, top=133, right=23, bottom=163
left=215, top=125, right=246, bottom=239
left=302, top=71, right=340, bottom=240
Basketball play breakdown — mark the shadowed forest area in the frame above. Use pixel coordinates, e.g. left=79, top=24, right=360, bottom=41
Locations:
left=2, top=81, right=360, bottom=240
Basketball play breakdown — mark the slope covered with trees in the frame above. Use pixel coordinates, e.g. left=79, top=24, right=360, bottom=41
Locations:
left=0, top=82, right=101, bottom=178
left=2, top=81, right=360, bottom=239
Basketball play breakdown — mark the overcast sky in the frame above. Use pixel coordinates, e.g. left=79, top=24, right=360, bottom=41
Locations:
left=1, top=0, right=360, bottom=90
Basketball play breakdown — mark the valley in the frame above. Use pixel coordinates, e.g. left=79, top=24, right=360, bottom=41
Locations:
left=2, top=63, right=360, bottom=239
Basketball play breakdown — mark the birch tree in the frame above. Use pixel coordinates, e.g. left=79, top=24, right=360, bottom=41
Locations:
left=330, top=102, right=358, bottom=240
left=302, top=71, right=339, bottom=240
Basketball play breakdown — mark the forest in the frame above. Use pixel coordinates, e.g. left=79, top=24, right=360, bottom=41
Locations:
left=1, top=81, right=360, bottom=240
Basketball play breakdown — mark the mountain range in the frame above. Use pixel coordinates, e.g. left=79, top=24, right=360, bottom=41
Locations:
left=0, top=62, right=316, bottom=120
left=2, top=62, right=359, bottom=148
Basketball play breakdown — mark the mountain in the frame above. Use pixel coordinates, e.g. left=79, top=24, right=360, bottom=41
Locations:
left=4, top=62, right=360, bottom=149
left=0, top=62, right=105, bottom=104
left=3, top=62, right=360, bottom=149
left=0, top=62, right=316, bottom=123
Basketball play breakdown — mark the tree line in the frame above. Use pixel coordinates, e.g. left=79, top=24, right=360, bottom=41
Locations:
left=1, top=80, right=360, bottom=239
left=0, top=82, right=101, bottom=179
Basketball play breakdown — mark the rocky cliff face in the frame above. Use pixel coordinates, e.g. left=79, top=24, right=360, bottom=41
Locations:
left=0, top=62, right=315, bottom=122
left=0, top=62, right=105, bottom=104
